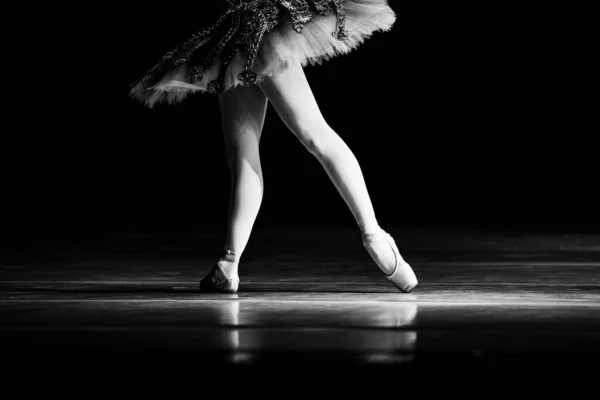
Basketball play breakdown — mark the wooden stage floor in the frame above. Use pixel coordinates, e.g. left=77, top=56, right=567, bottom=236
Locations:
left=1, top=226, right=599, bottom=391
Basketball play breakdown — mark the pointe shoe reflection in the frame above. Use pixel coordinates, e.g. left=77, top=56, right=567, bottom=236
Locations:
left=375, top=303, right=418, bottom=347
left=390, top=303, right=418, bottom=328
left=367, top=302, right=418, bottom=328
left=361, top=303, right=418, bottom=365
left=362, top=352, right=416, bottom=365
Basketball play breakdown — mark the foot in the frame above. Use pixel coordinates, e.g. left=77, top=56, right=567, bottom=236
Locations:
left=362, top=229, right=418, bottom=293
left=199, top=250, right=240, bottom=293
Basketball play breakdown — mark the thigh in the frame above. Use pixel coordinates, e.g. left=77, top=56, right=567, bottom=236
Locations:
left=257, top=62, right=328, bottom=142
left=219, top=84, right=269, bottom=154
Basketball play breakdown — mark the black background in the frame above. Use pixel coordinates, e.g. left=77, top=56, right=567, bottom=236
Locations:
left=5, top=2, right=597, bottom=243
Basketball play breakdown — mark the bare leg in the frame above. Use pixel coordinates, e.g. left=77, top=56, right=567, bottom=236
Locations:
left=257, top=62, right=397, bottom=275
left=217, top=84, right=268, bottom=279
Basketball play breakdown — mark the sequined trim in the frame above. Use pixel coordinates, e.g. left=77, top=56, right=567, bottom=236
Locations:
left=131, top=0, right=350, bottom=93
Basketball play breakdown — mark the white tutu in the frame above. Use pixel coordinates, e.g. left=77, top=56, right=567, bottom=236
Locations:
left=130, top=0, right=396, bottom=108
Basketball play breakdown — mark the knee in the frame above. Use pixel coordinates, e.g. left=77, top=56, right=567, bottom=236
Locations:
left=225, top=135, right=261, bottom=169
left=226, top=154, right=241, bottom=170
left=227, top=152, right=261, bottom=171
left=226, top=146, right=260, bottom=170
left=294, top=119, right=333, bottom=155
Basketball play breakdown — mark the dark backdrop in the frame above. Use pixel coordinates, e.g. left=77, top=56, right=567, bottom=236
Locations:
left=5, top=2, right=597, bottom=243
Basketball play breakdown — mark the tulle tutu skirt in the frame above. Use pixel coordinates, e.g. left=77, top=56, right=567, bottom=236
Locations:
left=130, top=1, right=396, bottom=108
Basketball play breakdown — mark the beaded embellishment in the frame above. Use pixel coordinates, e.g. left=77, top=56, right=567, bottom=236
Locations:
left=131, top=0, right=350, bottom=93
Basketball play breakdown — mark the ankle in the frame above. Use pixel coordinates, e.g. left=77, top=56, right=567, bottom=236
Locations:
left=218, top=249, right=240, bottom=275
left=220, top=249, right=237, bottom=263
left=358, top=220, right=383, bottom=238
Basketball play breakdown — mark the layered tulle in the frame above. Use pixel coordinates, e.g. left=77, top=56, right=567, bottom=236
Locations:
left=130, top=1, right=396, bottom=108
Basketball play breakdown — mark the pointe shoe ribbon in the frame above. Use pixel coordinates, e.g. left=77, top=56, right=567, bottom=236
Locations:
left=362, top=231, right=418, bottom=293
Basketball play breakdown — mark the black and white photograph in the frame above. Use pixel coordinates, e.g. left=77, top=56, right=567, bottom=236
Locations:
left=2, top=0, right=597, bottom=394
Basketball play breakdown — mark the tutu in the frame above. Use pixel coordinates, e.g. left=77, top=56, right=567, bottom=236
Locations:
left=130, top=0, right=396, bottom=108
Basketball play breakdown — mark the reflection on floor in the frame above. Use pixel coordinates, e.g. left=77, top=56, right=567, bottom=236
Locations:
left=1, top=226, right=599, bottom=389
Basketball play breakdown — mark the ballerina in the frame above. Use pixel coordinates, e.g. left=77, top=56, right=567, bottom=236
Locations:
left=130, top=0, right=418, bottom=293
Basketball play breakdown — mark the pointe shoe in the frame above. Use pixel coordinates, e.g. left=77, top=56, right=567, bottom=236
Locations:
left=198, top=264, right=239, bottom=293
left=199, top=250, right=239, bottom=293
left=362, top=230, right=418, bottom=293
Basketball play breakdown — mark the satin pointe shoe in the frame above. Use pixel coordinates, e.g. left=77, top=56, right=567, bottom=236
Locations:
left=199, top=250, right=239, bottom=293
left=362, top=230, right=418, bottom=293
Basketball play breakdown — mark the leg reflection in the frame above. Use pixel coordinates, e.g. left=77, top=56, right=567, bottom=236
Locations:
left=210, top=297, right=256, bottom=364
left=208, top=300, right=419, bottom=364
left=216, top=297, right=239, bottom=349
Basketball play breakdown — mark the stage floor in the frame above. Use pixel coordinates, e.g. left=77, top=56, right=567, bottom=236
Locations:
left=1, top=226, right=599, bottom=390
